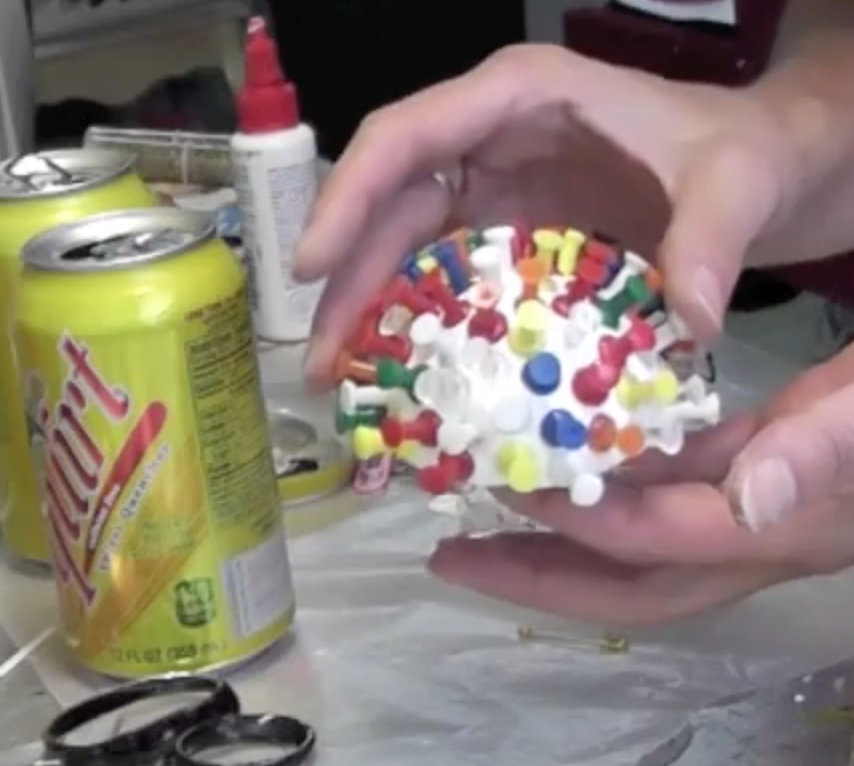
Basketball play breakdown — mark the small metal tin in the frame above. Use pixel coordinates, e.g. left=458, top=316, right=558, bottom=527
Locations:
left=268, top=410, right=353, bottom=506
left=0, top=148, right=138, bottom=199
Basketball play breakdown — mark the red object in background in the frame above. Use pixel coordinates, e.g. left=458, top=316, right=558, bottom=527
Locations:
left=563, top=0, right=790, bottom=87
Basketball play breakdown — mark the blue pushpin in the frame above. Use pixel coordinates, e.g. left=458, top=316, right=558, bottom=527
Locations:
left=399, top=252, right=422, bottom=282
left=430, top=240, right=470, bottom=295
left=540, top=410, right=587, bottom=450
left=521, top=352, right=561, bottom=395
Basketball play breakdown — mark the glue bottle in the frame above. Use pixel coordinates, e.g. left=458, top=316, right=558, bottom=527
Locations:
left=231, top=16, right=321, bottom=342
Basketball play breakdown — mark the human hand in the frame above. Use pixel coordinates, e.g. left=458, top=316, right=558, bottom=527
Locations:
left=429, top=344, right=854, bottom=627
left=294, top=43, right=798, bottom=384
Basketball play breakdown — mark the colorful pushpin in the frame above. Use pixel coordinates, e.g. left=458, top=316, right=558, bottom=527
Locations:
left=470, top=244, right=505, bottom=286
left=521, top=352, right=561, bottom=395
left=481, top=225, right=516, bottom=273
left=417, top=271, right=468, bottom=327
left=532, top=229, right=563, bottom=273
left=615, top=369, right=680, bottom=409
left=333, top=351, right=376, bottom=384
left=382, top=275, right=439, bottom=316
left=352, top=324, right=412, bottom=363
left=556, top=228, right=585, bottom=276
left=352, top=425, right=389, bottom=460
left=587, top=414, right=617, bottom=452
left=495, top=442, right=540, bottom=493
left=375, top=358, right=424, bottom=397
left=571, top=364, right=618, bottom=407
left=597, top=274, right=653, bottom=329
left=616, top=425, right=645, bottom=457
left=468, top=307, right=508, bottom=343
left=339, top=379, right=400, bottom=412
left=570, top=473, right=605, bottom=506
left=417, top=452, right=475, bottom=494
left=511, top=220, right=532, bottom=263
left=508, top=300, right=549, bottom=358
left=540, top=410, right=586, bottom=450
left=381, top=410, right=441, bottom=448
left=399, top=252, right=422, bottom=282
left=430, top=240, right=471, bottom=295
left=335, top=406, right=385, bottom=434
left=515, top=258, right=548, bottom=304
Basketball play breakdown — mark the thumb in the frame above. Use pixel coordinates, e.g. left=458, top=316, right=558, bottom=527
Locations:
left=658, top=142, right=783, bottom=343
left=723, top=379, right=854, bottom=533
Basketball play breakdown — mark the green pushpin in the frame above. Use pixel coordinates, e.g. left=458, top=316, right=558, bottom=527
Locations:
left=466, top=230, right=484, bottom=251
left=335, top=406, right=385, bottom=435
left=375, top=358, right=424, bottom=397
left=597, top=275, right=652, bottom=329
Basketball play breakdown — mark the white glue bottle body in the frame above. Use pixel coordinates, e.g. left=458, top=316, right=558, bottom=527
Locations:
left=231, top=16, right=321, bottom=343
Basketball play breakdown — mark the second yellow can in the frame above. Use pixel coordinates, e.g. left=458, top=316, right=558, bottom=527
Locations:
left=0, top=148, right=156, bottom=564
left=13, top=207, right=294, bottom=678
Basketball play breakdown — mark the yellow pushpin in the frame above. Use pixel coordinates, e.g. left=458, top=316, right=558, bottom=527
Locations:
left=495, top=442, right=540, bottom=493
left=394, top=440, right=418, bottom=461
left=616, top=369, right=680, bottom=409
left=556, top=228, right=585, bottom=276
left=508, top=300, right=549, bottom=358
left=532, top=229, right=564, bottom=272
left=417, top=255, right=439, bottom=274
left=352, top=426, right=388, bottom=460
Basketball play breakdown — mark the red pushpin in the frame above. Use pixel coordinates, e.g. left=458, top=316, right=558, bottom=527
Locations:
left=417, top=452, right=475, bottom=494
left=598, top=335, right=633, bottom=371
left=624, top=313, right=656, bottom=351
left=511, top=220, right=532, bottom=263
left=571, top=363, right=619, bottom=406
left=382, top=275, right=438, bottom=316
left=417, top=272, right=468, bottom=327
left=380, top=410, right=441, bottom=448
left=552, top=279, right=596, bottom=316
left=467, top=308, right=508, bottom=343
left=352, top=323, right=412, bottom=362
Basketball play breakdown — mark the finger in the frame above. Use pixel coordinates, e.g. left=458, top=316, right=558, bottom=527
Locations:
left=428, top=533, right=785, bottom=627
left=293, top=66, right=508, bottom=283
left=723, top=354, right=854, bottom=533
left=495, top=482, right=759, bottom=566
left=303, top=178, right=447, bottom=387
left=659, top=141, right=785, bottom=343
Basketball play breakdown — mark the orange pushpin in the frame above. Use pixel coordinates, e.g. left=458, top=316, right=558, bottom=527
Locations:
left=643, top=266, right=663, bottom=292
left=334, top=351, right=377, bottom=384
left=616, top=425, right=645, bottom=457
left=515, top=257, right=548, bottom=303
left=588, top=414, right=617, bottom=453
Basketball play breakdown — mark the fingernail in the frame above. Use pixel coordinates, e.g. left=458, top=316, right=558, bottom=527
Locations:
left=693, top=265, right=725, bottom=329
left=728, top=458, right=798, bottom=532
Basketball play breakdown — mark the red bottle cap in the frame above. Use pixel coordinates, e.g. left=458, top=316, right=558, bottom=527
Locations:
left=237, top=16, right=300, bottom=134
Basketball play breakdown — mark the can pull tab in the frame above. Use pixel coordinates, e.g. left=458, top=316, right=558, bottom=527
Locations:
left=61, top=230, right=195, bottom=262
left=6, top=155, right=76, bottom=190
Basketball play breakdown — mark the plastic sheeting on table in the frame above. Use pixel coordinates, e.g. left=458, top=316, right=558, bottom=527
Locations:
left=0, top=333, right=850, bottom=766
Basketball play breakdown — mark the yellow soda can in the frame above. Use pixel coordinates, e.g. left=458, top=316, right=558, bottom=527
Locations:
left=13, top=207, right=294, bottom=678
left=0, top=148, right=156, bottom=565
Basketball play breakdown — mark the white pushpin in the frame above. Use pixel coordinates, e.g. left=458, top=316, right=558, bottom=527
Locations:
left=378, top=304, right=411, bottom=336
left=339, top=380, right=400, bottom=412
left=623, top=250, right=649, bottom=274
left=564, top=302, right=601, bottom=348
left=681, top=374, right=707, bottom=403
left=481, top=226, right=516, bottom=273
left=409, top=313, right=460, bottom=365
left=492, top=395, right=532, bottom=435
left=413, top=367, right=470, bottom=414
left=667, top=310, right=692, bottom=340
left=647, top=424, right=685, bottom=456
left=470, top=244, right=504, bottom=287
left=625, top=350, right=659, bottom=382
left=463, top=336, right=509, bottom=380
left=438, top=421, right=480, bottom=455
left=667, top=393, right=721, bottom=426
left=570, top=474, right=605, bottom=507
